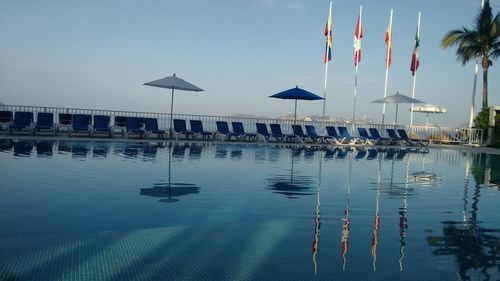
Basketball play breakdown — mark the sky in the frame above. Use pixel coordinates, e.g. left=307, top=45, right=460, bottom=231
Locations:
left=1, top=0, right=499, bottom=127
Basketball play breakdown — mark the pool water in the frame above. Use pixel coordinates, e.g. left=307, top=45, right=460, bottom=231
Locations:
left=0, top=139, right=498, bottom=281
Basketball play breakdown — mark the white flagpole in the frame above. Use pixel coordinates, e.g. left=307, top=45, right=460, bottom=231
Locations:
left=469, top=0, right=484, bottom=128
left=382, top=9, right=393, bottom=126
left=352, top=6, right=362, bottom=131
left=322, top=1, right=332, bottom=122
left=409, top=12, right=421, bottom=129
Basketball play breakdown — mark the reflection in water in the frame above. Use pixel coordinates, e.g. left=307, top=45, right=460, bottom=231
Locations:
left=92, top=142, right=110, bottom=158
left=399, top=156, right=411, bottom=271
left=341, top=155, right=352, bottom=271
left=267, top=148, right=315, bottom=198
left=71, top=142, right=89, bottom=159
left=312, top=153, right=322, bottom=275
left=140, top=143, right=200, bottom=203
left=0, top=139, right=13, bottom=152
left=427, top=154, right=500, bottom=281
left=372, top=156, right=382, bottom=272
left=13, top=140, right=33, bottom=157
left=35, top=140, right=54, bottom=157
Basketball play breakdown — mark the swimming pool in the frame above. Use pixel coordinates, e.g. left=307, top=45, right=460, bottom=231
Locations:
left=0, top=139, right=498, bottom=280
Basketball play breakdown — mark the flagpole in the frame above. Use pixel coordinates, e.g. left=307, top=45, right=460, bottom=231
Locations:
left=352, top=5, right=362, bottom=131
left=409, top=12, right=421, bottom=129
left=382, top=9, right=393, bottom=126
left=469, top=0, right=484, bottom=128
left=322, top=1, right=332, bottom=123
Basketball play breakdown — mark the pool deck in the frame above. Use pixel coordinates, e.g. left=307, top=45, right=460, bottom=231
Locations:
left=1, top=132, right=498, bottom=155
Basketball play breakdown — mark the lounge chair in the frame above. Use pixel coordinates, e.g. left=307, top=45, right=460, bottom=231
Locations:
left=69, top=114, right=91, bottom=136
left=126, top=117, right=146, bottom=138
left=34, top=112, right=55, bottom=135
left=357, top=128, right=377, bottom=145
left=145, top=118, right=166, bottom=139
left=114, top=116, right=127, bottom=137
left=291, top=125, right=308, bottom=143
left=387, top=129, right=404, bottom=145
left=232, top=122, right=257, bottom=142
left=173, top=119, right=195, bottom=139
left=325, top=126, right=344, bottom=145
left=338, top=126, right=363, bottom=145
left=0, top=111, right=13, bottom=130
left=305, top=125, right=330, bottom=143
left=9, top=112, right=34, bottom=135
left=92, top=115, right=112, bottom=137
left=216, top=121, right=240, bottom=141
left=397, top=129, right=429, bottom=146
left=368, top=128, right=391, bottom=145
left=270, top=123, right=295, bottom=142
left=190, top=120, right=213, bottom=140
left=256, top=123, right=271, bottom=142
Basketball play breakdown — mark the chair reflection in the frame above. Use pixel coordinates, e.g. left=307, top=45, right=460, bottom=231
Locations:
left=71, top=142, right=89, bottom=158
left=13, top=140, right=33, bottom=156
left=92, top=142, right=110, bottom=158
left=0, top=139, right=13, bottom=152
left=35, top=140, right=54, bottom=157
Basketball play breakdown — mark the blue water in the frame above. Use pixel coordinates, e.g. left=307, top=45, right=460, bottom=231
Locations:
left=0, top=139, right=498, bottom=281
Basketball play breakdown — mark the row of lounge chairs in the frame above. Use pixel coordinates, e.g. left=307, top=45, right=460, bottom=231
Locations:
left=0, top=111, right=428, bottom=146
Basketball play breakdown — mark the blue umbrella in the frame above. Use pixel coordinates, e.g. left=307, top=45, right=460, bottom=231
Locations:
left=269, top=86, right=324, bottom=125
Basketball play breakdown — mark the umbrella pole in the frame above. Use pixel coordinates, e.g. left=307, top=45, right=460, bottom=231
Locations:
left=395, top=103, right=399, bottom=128
left=294, top=99, right=298, bottom=126
left=169, top=88, right=175, bottom=139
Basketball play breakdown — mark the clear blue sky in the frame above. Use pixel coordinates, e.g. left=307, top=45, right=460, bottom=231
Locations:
left=1, top=0, right=499, bottom=126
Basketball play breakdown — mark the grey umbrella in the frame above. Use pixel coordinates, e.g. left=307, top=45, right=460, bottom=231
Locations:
left=371, top=92, right=425, bottom=126
left=144, top=74, right=204, bottom=138
left=411, top=104, right=447, bottom=127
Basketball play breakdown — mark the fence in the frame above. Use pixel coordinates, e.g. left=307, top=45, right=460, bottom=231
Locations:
left=0, top=104, right=483, bottom=145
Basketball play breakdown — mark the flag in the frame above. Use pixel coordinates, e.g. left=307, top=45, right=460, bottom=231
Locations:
left=324, top=6, right=332, bottom=63
left=385, top=17, right=392, bottom=68
left=410, top=26, right=420, bottom=75
left=353, top=13, right=363, bottom=65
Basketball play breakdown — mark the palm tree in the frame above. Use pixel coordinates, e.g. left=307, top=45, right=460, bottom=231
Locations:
left=441, top=0, right=500, bottom=109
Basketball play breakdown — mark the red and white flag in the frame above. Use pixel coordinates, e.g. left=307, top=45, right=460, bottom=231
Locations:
left=385, top=13, right=393, bottom=68
left=353, top=11, right=363, bottom=65
left=410, top=25, right=420, bottom=75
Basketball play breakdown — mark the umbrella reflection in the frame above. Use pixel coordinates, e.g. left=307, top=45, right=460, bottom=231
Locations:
left=140, top=143, right=200, bottom=203
left=266, top=148, right=315, bottom=199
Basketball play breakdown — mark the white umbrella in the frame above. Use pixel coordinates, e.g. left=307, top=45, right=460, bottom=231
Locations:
left=410, top=104, right=447, bottom=127
left=144, top=74, right=204, bottom=137
left=371, top=92, right=425, bottom=126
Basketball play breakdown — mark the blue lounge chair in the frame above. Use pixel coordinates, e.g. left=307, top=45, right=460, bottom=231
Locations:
left=368, top=128, right=391, bottom=145
left=292, top=125, right=308, bottom=143
left=113, top=116, right=127, bottom=137
left=305, top=125, right=329, bottom=143
left=232, top=122, right=257, bottom=142
left=270, top=123, right=295, bottom=142
left=126, top=117, right=145, bottom=138
left=256, top=123, right=271, bottom=142
left=70, top=114, right=91, bottom=136
left=325, top=126, right=344, bottom=144
left=397, top=129, right=429, bottom=146
left=387, top=129, right=404, bottom=145
left=356, top=128, right=377, bottom=145
left=216, top=121, right=240, bottom=141
left=173, top=119, right=195, bottom=139
left=34, top=112, right=55, bottom=135
left=338, top=126, right=363, bottom=145
left=0, top=111, right=13, bottom=130
left=190, top=120, right=213, bottom=140
left=9, top=112, right=34, bottom=135
left=144, top=118, right=166, bottom=139
left=92, top=115, right=112, bottom=137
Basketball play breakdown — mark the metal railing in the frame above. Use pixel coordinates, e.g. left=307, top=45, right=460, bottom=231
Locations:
left=0, top=104, right=483, bottom=144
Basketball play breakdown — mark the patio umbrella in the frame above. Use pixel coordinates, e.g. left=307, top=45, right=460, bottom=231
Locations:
left=269, top=86, right=324, bottom=125
left=371, top=92, right=425, bottom=126
left=144, top=74, right=204, bottom=138
left=410, top=104, right=447, bottom=127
